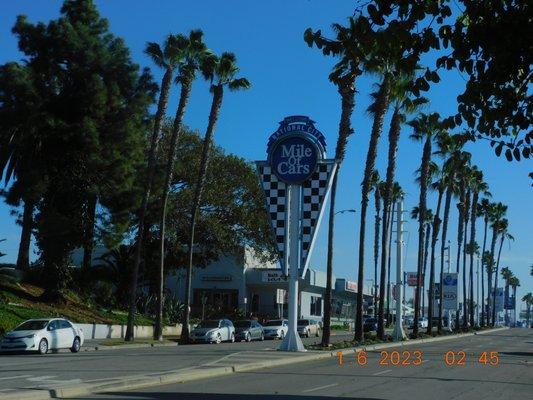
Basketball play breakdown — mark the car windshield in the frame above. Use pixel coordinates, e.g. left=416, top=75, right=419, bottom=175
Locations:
left=14, top=320, right=49, bottom=331
left=264, top=320, right=283, bottom=326
left=298, top=319, right=309, bottom=325
left=197, top=320, right=219, bottom=328
left=234, top=321, right=251, bottom=328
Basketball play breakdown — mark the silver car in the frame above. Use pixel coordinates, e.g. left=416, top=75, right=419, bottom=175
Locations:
left=263, top=319, right=288, bottom=339
left=190, top=319, right=235, bottom=344
left=297, top=319, right=321, bottom=337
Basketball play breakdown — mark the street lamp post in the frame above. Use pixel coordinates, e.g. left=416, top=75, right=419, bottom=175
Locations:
left=393, top=198, right=406, bottom=341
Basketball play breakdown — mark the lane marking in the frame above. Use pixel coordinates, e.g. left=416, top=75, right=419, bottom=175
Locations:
left=372, top=369, right=392, bottom=376
left=302, top=383, right=338, bottom=393
left=0, top=375, right=33, bottom=381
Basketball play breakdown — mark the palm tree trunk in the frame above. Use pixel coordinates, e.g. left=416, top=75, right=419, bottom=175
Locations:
left=16, top=199, right=34, bottom=270
left=480, top=216, right=488, bottom=326
left=385, top=201, right=395, bottom=327
left=322, top=75, right=355, bottom=346
left=438, top=188, right=452, bottom=333
left=491, top=234, right=505, bottom=326
left=469, top=191, right=479, bottom=327
left=455, top=185, right=465, bottom=331
left=154, top=78, right=193, bottom=341
left=414, top=136, right=431, bottom=337
left=427, top=189, right=443, bottom=334
left=422, top=224, right=430, bottom=319
left=462, top=192, right=470, bottom=328
left=182, top=85, right=224, bottom=343
left=487, top=227, right=498, bottom=326
left=125, top=67, right=174, bottom=341
left=373, top=189, right=381, bottom=319
left=82, top=194, right=97, bottom=271
left=355, top=75, right=391, bottom=342
left=377, top=107, right=400, bottom=340
left=322, top=170, right=339, bottom=346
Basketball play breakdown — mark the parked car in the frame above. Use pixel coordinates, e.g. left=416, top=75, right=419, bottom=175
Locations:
left=363, top=317, right=378, bottom=332
left=263, top=319, right=288, bottom=339
left=0, top=318, right=84, bottom=354
left=297, top=319, right=321, bottom=338
left=409, top=317, right=429, bottom=329
left=190, top=319, right=235, bottom=344
left=234, top=320, right=264, bottom=342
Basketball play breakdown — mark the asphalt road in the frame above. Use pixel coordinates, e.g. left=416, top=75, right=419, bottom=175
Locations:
left=0, top=332, right=353, bottom=394
left=80, top=328, right=532, bottom=400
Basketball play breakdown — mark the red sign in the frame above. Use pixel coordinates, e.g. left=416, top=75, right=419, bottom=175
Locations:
left=406, top=272, right=418, bottom=287
left=345, top=281, right=357, bottom=292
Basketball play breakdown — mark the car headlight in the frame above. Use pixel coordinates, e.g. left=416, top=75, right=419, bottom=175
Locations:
left=23, top=334, right=35, bottom=339
left=207, top=331, right=216, bottom=337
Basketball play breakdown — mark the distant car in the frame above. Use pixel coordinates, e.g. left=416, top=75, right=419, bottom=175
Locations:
left=0, top=318, right=84, bottom=354
left=297, top=319, right=321, bottom=338
left=363, top=317, right=378, bottom=332
left=234, top=320, right=264, bottom=342
left=190, top=319, right=235, bottom=344
left=263, top=319, right=288, bottom=339
left=409, top=317, right=428, bottom=329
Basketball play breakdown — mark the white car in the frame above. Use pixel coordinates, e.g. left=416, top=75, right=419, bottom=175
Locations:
left=263, top=319, right=288, bottom=340
left=0, top=318, right=84, bottom=354
left=190, top=319, right=235, bottom=344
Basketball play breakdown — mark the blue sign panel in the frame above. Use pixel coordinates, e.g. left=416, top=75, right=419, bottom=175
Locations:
left=269, top=135, right=318, bottom=184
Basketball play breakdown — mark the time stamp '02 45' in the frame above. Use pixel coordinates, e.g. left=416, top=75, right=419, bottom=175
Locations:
left=336, top=350, right=500, bottom=367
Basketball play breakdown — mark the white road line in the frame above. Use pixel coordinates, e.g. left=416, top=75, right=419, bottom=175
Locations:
left=0, top=375, right=32, bottom=381
left=302, top=383, right=338, bottom=393
left=372, top=369, right=392, bottom=376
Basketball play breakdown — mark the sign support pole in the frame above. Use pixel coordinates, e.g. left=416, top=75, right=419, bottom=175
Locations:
left=393, top=198, right=406, bottom=341
left=279, top=184, right=305, bottom=352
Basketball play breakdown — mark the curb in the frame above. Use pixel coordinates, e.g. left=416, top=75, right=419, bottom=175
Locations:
left=82, top=342, right=178, bottom=352
left=0, top=326, right=508, bottom=400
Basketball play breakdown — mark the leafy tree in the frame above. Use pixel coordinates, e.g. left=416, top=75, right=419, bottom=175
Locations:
left=182, top=53, right=250, bottom=343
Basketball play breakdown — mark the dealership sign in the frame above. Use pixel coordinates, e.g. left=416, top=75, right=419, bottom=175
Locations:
left=345, top=280, right=357, bottom=293
left=262, top=270, right=288, bottom=283
left=406, top=272, right=418, bottom=286
left=442, top=272, right=458, bottom=310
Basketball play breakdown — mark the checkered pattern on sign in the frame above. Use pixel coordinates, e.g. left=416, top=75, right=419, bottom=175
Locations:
left=257, top=164, right=287, bottom=264
left=301, top=162, right=335, bottom=268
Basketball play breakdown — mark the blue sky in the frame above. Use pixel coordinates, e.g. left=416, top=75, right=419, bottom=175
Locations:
left=1, top=1, right=531, bottom=310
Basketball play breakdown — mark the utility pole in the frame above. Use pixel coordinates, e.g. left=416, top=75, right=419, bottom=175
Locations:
left=393, top=198, right=406, bottom=341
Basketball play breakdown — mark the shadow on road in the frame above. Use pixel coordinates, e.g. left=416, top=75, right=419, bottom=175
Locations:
left=500, top=352, right=533, bottom=357
left=91, top=393, right=383, bottom=400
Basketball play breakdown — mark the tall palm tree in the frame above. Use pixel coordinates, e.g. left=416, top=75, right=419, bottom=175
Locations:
left=386, top=182, right=404, bottom=326
left=154, top=30, right=212, bottom=341
left=461, top=167, right=473, bottom=328
left=523, top=292, right=533, bottom=327
left=355, top=71, right=393, bottom=341
left=126, top=35, right=182, bottom=341
left=408, top=112, right=442, bottom=336
left=467, top=169, right=489, bottom=327
left=477, top=198, right=492, bottom=326
left=500, top=267, right=513, bottom=325
left=487, top=202, right=507, bottom=325
left=492, top=218, right=512, bottom=326
left=372, top=173, right=382, bottom=319
left=304, top=22, right=361, bottom=346
left=181, top=52, right=250, bottom=343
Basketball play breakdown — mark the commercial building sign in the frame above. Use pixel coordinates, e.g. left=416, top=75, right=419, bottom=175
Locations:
left=494, top=287, right=504, bottom=312
left=262, top=270, right=288, bottom=283
left=442, top=272, right=458, bottom=310
left=200, top=275, right=232, bottom=282
left=406, top=272, right=418, bottom=286
left=345, top=280, right=357, bottom=293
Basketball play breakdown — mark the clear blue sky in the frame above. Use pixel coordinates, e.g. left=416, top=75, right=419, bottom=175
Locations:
left=1, top=1, right=531, bottom=311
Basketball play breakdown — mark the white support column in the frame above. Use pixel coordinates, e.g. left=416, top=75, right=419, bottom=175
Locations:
left=393, top=198, right=406, bottom=341
left=279, top=184, right=305, bottom=352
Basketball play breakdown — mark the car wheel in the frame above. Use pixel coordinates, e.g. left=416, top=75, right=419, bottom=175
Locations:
left=230, top=333, right=235, bottom=343
left=260, top=332, right=264, bottom=341
left=280, top=331, right=285, bottom=340
left=38, top=338, right=48, bottom=355
left=70, top=337, right=81, bottom=353
left=215, top=333, right=222, bottom=344
left=246, top=333, right=251, bottom=342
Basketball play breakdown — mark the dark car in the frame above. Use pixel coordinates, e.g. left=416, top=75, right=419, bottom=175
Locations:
left=363, top=317, right=378, bottom=332
left=234, top=320, right=264, bottom=342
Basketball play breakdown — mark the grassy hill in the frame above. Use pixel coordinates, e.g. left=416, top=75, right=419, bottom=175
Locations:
left=0, top=281, right=153, bottom=335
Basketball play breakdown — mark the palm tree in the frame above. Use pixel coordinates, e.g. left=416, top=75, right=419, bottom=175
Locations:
left=181, top=52, right=250, bottom=343
left=508, top=276, right=519, bottom=326
left=522, top=292, right=532, bottom=328
left=386, top=182, right=404, bottom=326
left=500, top=267, right=513, bottom=325
left=492, top=218, right=512, bottom=326
left=408, top=112, right=442, bottom=336
left=487, top=202, right=507, bottom=325
left=461, top=167, right=474, bottom=328
left=304, top=22, right=360, bottom=346
left=372, top=173, right=382, bottom=319
left=477, top=198, right=492, bottom=326
left=154, top=30, right=212, bottom=341
left=126, top=35, right=182, bottom=341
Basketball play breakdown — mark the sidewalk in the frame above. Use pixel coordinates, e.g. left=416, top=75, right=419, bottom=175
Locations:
left=0, top=327, right=507, bottom=400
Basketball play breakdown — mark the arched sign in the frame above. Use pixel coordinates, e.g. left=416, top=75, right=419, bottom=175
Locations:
left=267, top=115, right=326, bottom=184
